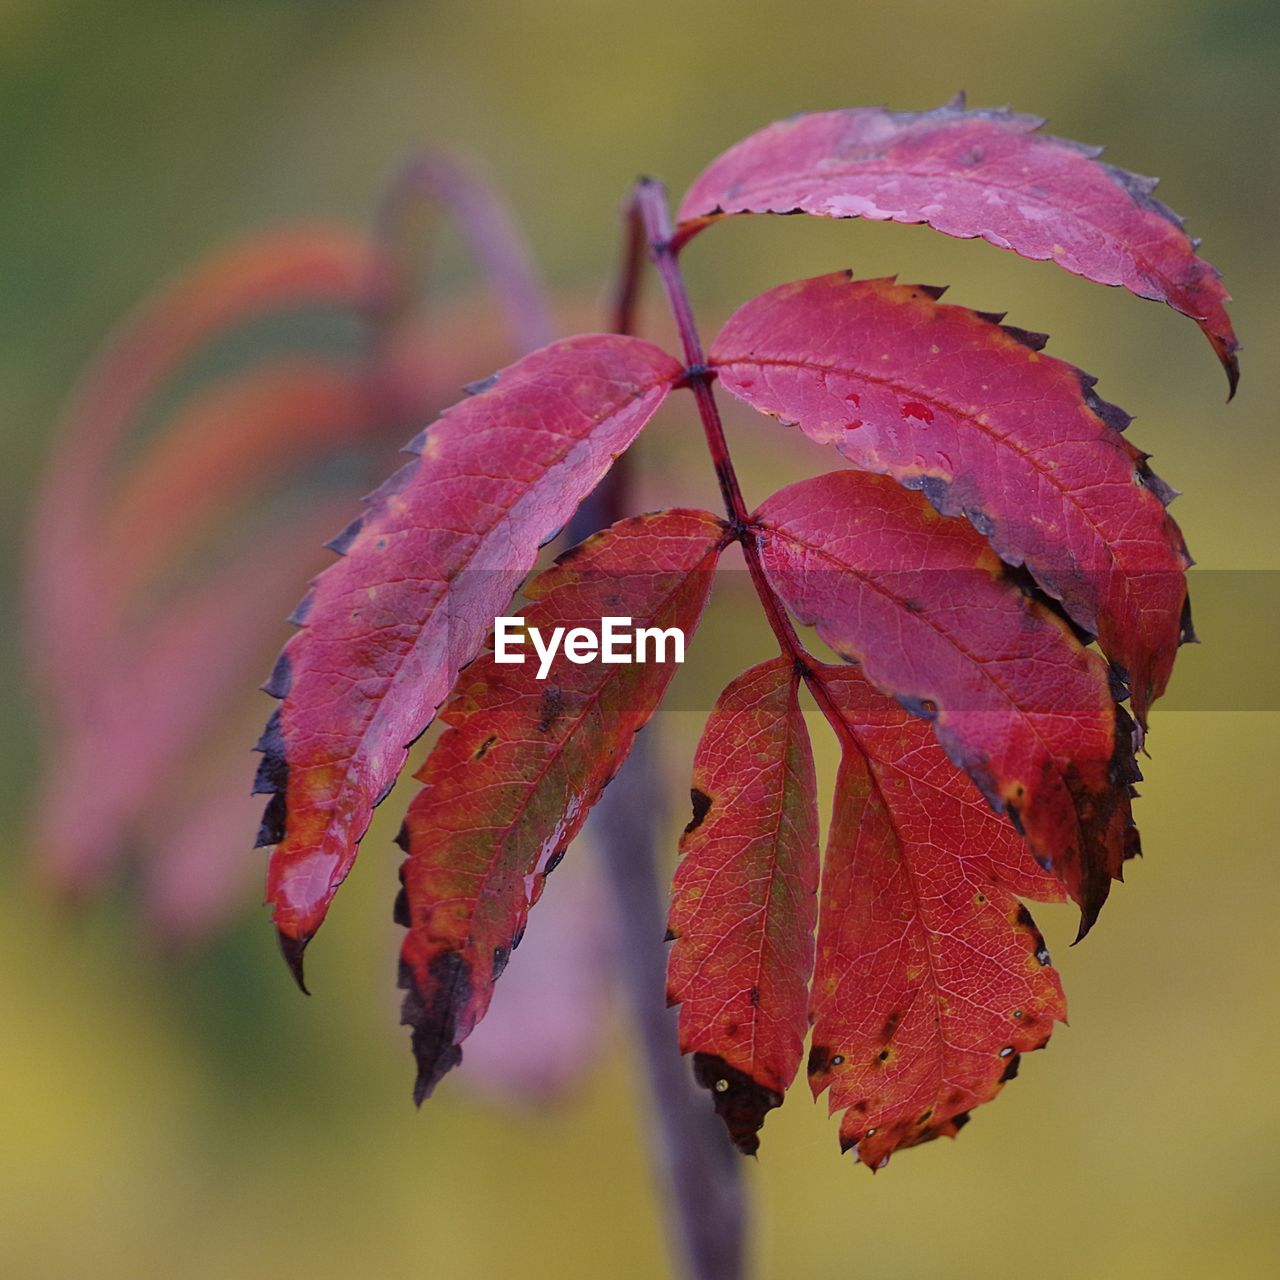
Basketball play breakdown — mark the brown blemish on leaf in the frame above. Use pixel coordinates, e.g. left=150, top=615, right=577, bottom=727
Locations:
left=693, top=1052, right=783, bottom=1156
left=685, top=787, right=712, bottom=834
left=399, top=950, right=472, bottom=1105
left=536, top=686, right=565, bottom=733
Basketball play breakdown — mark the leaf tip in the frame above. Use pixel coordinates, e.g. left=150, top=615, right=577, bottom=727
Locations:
left=398, top=952, right=471, bottom=1105
left=276, top=928, right=311, bottom=995
left=1223, top=348, right=1240, bottom=401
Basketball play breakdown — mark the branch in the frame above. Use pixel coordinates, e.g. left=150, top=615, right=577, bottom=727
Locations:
left=630, top=179, right=869, bottom=759
left=556, top=192, right=748, bottom=1280
left=594, top=730, right=748, bottom=1280
left=373, top=151, right=556, bottom=354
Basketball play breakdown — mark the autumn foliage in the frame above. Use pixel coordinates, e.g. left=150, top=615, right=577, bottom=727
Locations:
left=32, top=98, right=1237, bottom=1170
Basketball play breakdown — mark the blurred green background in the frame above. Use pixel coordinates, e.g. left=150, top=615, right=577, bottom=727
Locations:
left=2, top=1, right=1278, bottom=1277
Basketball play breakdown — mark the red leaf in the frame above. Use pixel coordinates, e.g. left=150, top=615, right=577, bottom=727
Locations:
left=809, top=665, right=1067, bottom=1170
left=666, top=658, right=820, bottom=1154
left=259, top=334, right=683, bottom=976
left=397, top=510, right=725, bottom=1099
left=712, top=272, right=1191, bottom=725
left=753, top=469, right=1139, bottom=935
left=678, top=96, right=1238, bottom=391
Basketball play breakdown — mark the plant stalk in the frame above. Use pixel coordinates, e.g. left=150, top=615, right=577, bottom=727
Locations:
left=627, top=179, right=864, bottom=756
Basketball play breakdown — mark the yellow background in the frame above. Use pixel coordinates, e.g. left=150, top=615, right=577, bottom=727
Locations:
left=2, top=2, right=1277, bottom=1277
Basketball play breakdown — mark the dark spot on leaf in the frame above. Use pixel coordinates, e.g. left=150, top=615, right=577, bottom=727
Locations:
left=474, top=734, right=497, bottom=760
left=554, top=539, right=588, bottom=567
left=882, top=1010, right=902, bottom=1039
left=1099, top=162, right=1185, bottom=231
left=399, top=951, right=471, bottom=1105
left=692, top=1053, right=783, bottom=1156
left=1076, top=373, right=1133, bottom=435
left=252, top=708, right=288, bottom=794
left=1179, top=594, right=1198, bottom=646
left=748, top=985, right=761, bottom=1008
left=1013, top=903, right=1054, bottom=967
left=254, top=791, right=287, bottom=848
left=537, top=686, right=565, bottom=733
left=963, top=507, right=995, bottom=540
left=999, top=323, right=1050, bottom=352
left=392, top=885, right=411, bottom=928
left=685, top=788, right=712, bottom=834
left=914, top=473, right=951, bottom=511
left=1000, top=563, right=1096, bottom=646
left=261, top=651, right=293, bottom=701
left=287, top=588, right=315, bottom=627
left=898, top=694, right=938, bottom=722
left=324, top=514, right=365, bottom=556
left=808, top=1043, right=836, bottom=1076
left=999, top=1052, right=1022, bottom=1083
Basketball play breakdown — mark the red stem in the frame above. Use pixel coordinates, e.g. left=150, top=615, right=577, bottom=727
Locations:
left=560, top=186, right=748, bottom=1280
left=628, top=180, right=862, bottom=755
